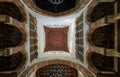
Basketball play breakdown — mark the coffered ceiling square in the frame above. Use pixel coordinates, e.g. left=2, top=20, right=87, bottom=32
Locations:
left=44, top=26, right=69, bottom=52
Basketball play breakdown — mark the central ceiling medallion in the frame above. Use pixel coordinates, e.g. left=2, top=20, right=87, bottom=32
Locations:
left=48, top=0, right=64, bottom=5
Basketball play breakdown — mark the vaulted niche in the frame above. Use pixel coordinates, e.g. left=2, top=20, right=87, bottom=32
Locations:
left=36, top=64, right=78, bottom=77
left=0, top=52, right=23, bottom=71
left=0, top=22, right=23, bottom=49
left=90, top=2, right=114, bottom=22
left=0, top=2, right=23, bottom=21
left=91, top=24, right=114, bottom=49
left=91, top=52, right=114, bottom=72
left=33, top=0, right=77, bottom=13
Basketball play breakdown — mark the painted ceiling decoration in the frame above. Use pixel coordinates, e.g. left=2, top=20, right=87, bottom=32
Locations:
left=0, top=22, right=23, bottom=49
left=44, top=26, right=69, bottom=52
left=0, top=2, right=23, bottom=21
left=33, top=0, right=77, bottom=13
left=91, top=24, right=114, bottom=49
left=0, top=52, right=23, bottom=71
left=90, top=2, right=114, bottom=22
left=36, top=64, right=78, bottom=77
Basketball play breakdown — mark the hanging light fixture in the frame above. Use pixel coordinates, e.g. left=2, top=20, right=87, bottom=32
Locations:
left=48, top=0, right=64, bottom=5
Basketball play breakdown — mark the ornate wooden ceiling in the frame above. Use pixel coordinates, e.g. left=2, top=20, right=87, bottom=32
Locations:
left=44, top=26, right=69, bottom=52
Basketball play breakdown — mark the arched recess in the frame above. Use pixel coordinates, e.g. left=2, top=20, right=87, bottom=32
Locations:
left=0, top=52, right=25, bottom=71
left=23, top=0, right=90, bottom=17
left=0, top=0, right=26, bottom=22
left=0, top=22, right=25, bottom=49
left=27, top=59, right=93, bottom=77
left=91, top=52, right=114, bottom=72
left=86, top=0, right=115, bottom=23
left=86, top=52, right=119, bottom=77
left=90, top=24, right=114, bottom=49
left=0, top=51, right=27, bottom=77
left=87, top=51, right=120, bottom=77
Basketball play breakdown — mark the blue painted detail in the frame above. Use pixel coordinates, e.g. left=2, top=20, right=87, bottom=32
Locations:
left=48, top=0, right=64, bottom=5
left=49, top=69, right=66, bottom=77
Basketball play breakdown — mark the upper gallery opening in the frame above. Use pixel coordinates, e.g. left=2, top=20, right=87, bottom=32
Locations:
left=23, top=0, right=89, bottom=17
left=33, top=0, right=77, bottom=13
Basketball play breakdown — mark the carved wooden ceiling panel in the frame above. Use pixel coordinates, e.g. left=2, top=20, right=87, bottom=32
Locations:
left=44, top=26, right=69, bottom=52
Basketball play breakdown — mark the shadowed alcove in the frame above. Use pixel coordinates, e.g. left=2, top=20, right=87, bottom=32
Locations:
left=0, top=22, right=23, bottom=49
left=33, top=0, right=77, bottom=13
left=91, top=24, right=114, bottom=49
left=0, top=52, right=23, bottom=71
left=89, top=2, right=114, bottom=22
left=0, top=2, right=24, bottom=22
